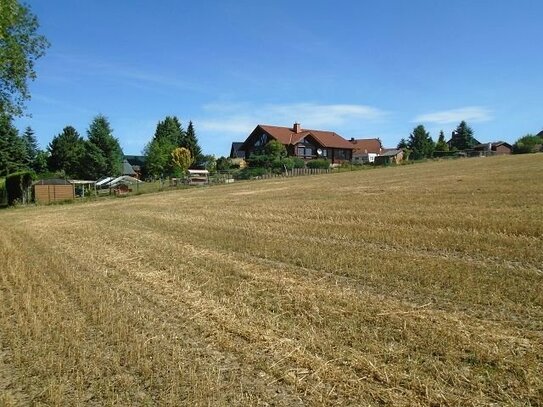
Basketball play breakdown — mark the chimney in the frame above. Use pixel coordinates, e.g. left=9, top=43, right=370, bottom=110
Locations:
left=350, top=137, right=355, bottom=143
left=293, top=122, right=301, bottom=133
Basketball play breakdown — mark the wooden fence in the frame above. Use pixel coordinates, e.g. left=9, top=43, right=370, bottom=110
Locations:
left=258, top=168, right=332, bottom=179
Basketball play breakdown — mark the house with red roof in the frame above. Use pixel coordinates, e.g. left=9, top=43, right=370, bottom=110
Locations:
left=239, top=123, right=354, bottom=164
left=350, top=138, right=383, bottom=163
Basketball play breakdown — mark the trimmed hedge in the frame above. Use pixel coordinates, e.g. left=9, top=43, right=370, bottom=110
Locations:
left=5, top=171, right=34, bottom=205
left=306, top=159, right=330, bottom=169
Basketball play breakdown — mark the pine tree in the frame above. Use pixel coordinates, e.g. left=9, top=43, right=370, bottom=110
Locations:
left=0, top=114, right=27, bottom=175
left=21, top=126, right=38, bottom=167
left=435, top=130, right=449, bottom=151
left=182, top=121, right=203, bottom=167
left=79, top=141, right=108, bottom=180
left=154, top=116, right=184, bottom=145
left=87, top=115, right=123, bottom=177
left=408, top=125, right=434, bottom=160
left=33, top=150, right=49, bottom=174
left=48, top=126, right=85, bottom=177
left=450, top=121, right=477, bottom=150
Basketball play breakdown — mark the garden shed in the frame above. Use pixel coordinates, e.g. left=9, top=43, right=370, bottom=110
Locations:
left=34, top=179, right=75, bottom=204
left=187, top=169, right=209, bottom=185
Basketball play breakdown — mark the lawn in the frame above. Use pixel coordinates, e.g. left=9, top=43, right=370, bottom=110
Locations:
left=0, top=154, right=541, bottom=406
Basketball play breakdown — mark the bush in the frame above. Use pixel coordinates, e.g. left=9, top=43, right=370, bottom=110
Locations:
left=5, top=171, right=35, bottom=205
left=513, top=134, right=543, bottom=154
left=236, top=167, right=268, bottom=180
left=306, top=159, right=330, bottom=169
left=247, top=153, right=270, bottom=169
left=282, top=157, right=305, bottom=169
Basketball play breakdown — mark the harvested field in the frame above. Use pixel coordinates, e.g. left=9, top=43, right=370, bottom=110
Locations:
left=0, top=154, right=542, bottom=406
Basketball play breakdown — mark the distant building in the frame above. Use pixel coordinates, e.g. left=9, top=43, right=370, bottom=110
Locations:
left=239, top=123, right=354, bottom=164
left=473, top=142, right=512, bottom=155
left=350, top=138, right=382, bottom=163
left=124, top=155, right=146, bottom=178
left=122, top=159, right=137, bottom=176
left=375, top=149, right=404, bottom=165
left=229, top=142, right=245, bottom=159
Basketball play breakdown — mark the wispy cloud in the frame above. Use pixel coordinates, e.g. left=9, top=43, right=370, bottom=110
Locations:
left=413, top=106, right=493, bottom=124
left=199, top=102, right=388, bottom=135
left=32, top=94, right=95, bottom=115
left=47, top=52, right=206, bottom=93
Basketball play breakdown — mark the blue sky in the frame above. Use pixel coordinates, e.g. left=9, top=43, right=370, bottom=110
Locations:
left=14, top=0, right=543, bottom=156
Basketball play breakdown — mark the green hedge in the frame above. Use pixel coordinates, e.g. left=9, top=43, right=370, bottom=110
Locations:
left=0, top=178, right=6, bottom=207
left=5, top=171, right=34, bottom=205
left=236, top=167, right=268, bottom=179
left=306, top=159, right=330, bottom=169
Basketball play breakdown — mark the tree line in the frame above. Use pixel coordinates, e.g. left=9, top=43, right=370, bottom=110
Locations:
left=0, top=114, right=124, bottom=179
left=0, top=113, right=208, bottom=180
left=397, top=121, right=478, bottom=160
left=143, top=116, right=207, bottom=178
left=397, top=120, right=542, bottom=159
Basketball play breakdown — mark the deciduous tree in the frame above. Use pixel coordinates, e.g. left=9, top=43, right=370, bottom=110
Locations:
left=512, top=134, right=543, bottom=154
left=171, top=147, right=192, bottom=177
left=144, top=116, right=184, bottom=178
left=0, top=0, right=49, bottom=116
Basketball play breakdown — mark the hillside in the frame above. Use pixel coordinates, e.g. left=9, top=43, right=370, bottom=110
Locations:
left=1, top=155, right=542, bottom=406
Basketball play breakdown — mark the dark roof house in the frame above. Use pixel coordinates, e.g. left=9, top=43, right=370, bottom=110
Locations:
left=122, top=159, right=137, bottom=176
left=239, top=123, right=354, bottom=163
left=230, top=142, right=245, bottom=159
left=125, top=155, right=145, bottom=172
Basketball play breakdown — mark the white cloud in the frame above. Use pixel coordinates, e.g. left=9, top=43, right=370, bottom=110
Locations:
left=199, top=116, right=255, bottom=134
left=413, top=106, right=493, bottom=124
left=198, top=102, right=387, bottom=135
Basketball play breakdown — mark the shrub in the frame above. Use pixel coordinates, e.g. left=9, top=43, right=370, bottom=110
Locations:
left=513, top=134, right=543, bottom=154
left=236, top=167, right=268, bottom=180
left=247, top=153, right=270, bottom=169
left=306, top=159, right=330, bottom=169
left=5, top=171, right=35, bottom=205
left=282, top=157, right=305, bottom=169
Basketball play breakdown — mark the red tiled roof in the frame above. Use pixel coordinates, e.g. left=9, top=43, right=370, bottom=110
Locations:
left=351, top=138, right=382, bottom=154
left=259, top=124, right=354, bottom=149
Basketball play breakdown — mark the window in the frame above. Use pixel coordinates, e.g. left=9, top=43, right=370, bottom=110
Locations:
left=297, top=146, right=314, bottom=158
left=335, top=149, right=350, bottom=160
left=254, top=133, right=268, bottom=148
